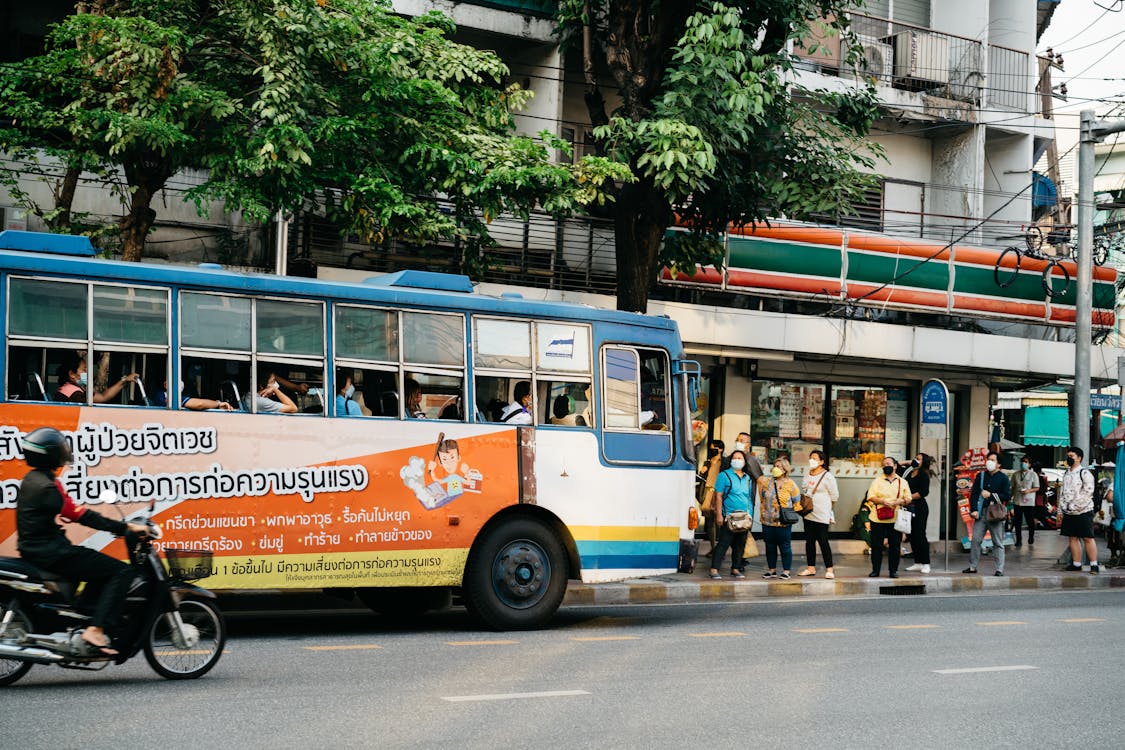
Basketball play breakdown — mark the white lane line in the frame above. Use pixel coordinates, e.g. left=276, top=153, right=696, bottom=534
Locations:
left=442, top=690, right=591, bottom=703
left=933, top=665, right=1038, bottom=675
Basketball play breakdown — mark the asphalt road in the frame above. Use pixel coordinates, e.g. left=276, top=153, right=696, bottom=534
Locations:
left=2, top=590, right=1123, bottom=749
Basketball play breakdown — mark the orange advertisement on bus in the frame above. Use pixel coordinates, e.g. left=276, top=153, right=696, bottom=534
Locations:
left=0, top=404, right=522, bottom=589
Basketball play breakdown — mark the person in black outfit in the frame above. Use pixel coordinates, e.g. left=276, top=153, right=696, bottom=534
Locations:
left=16, top=427, right=146, bottom=655
left=901, top=453, right=934, bottom=574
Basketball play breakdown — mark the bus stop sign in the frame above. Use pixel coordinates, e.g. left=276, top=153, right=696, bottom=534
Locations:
left=920, top=379, right=948, bottom=439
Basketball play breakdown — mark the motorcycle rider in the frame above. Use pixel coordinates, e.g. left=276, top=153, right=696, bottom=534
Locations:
left=16, top=427, right=147, bottom=655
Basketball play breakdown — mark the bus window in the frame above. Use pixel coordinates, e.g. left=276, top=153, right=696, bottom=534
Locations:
left=336, top=305, right=398, bottom=362
left=476, top=375, right=533, bottom=424
left=89, top=350, right=167, bottom=407
left=639, top=349, right=670, bottom=430
left=405, top=371, right=463, bottom=420
left=402, top=311, right=464, bottom=367
left=538, top=380, right=590, bottom=427
left=604, top=347, right=641, bottom=428
left=474, top=318, right=531, bottom=370
left=256, top=298, right=324, bottom=358
left=181, top=292, right=251, bottom=351
left=182, top=356, right=250, bottom=410
left=6, top=346, right=71, bottom=402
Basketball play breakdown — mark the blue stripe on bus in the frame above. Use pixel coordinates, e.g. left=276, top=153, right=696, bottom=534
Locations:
left=579, top=554, right=680, bottom=570
left=575, top=540, right=678, bottom=558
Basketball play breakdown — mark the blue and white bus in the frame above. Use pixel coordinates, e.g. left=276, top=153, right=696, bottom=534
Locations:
left=0, top=231, right=699, bottom=629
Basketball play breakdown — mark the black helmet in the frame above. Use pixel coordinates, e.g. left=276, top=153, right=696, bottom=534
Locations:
left=21, top=427, right=72, bottom=470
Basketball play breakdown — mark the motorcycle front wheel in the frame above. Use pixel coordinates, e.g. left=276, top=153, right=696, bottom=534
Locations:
left=144, top=598, right=226, bottom=680
left=0, top=601, right=33, bottom=686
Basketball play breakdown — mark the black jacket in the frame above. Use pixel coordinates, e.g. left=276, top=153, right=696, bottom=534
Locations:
left=16, top=468, right=126, bottom=562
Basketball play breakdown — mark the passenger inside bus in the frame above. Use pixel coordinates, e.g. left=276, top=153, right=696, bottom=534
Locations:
left=404, top=378, right=426, bottom=418
left=241, top=368, right=298, bottom=414
left=549, top=394, right=585, bottom=426
left=54, top=352, right=140, bottom=405
left=499, top=381, right=533, bottom=424
left=336, top=368, right=361, bottom=417
left=155, top=380, right=234, bottom=411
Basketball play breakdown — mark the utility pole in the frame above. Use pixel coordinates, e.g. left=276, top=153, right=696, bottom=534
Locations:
left=1075, top=110, right=1125, bottom=459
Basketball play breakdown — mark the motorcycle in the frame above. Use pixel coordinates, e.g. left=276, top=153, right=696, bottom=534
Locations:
left=0, top=491, right=225, bottom=686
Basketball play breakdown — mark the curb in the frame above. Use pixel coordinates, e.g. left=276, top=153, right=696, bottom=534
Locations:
left=561, top=572, right=1125, bottom=606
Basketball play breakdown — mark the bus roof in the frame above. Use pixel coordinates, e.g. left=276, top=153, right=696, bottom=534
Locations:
left=0, top=233, right=677, bottom=333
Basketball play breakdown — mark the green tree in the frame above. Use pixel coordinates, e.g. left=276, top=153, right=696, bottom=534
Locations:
left=559, top=1, right=882, bottom=311
left=0, top=1, right=624, bottom=263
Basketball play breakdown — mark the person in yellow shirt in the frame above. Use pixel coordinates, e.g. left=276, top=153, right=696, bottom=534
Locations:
left=866, top=456, right=912, bottom=578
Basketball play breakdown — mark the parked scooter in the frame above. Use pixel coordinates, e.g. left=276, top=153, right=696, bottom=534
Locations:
left=0, top=491, right=225, bottom=686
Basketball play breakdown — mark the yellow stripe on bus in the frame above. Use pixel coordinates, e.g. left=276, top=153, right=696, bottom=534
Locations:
left=568, top=526, right=680, bottom=542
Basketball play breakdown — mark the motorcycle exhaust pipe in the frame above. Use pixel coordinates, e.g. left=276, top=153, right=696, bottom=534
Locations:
left=0, top=641, right=66, bottom=664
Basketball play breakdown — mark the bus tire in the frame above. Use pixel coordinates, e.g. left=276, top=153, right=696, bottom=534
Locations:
left=464, top=517, right=567, bottom=631
left=356, top=587, right=451, bottom=620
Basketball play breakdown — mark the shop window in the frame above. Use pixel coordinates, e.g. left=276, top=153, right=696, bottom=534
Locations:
left=829, top=386, right=909, bottom=478
left=750, top=381, right=826, bottom=467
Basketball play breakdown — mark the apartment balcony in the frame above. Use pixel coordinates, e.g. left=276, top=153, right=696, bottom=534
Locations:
left=795, top=14, right=1033, bottom=122
left=460, top=0, right=558, bottom=17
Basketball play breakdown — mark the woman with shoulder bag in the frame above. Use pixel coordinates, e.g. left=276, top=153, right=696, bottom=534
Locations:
left=866, top=456, right=912, bottom=578
left=708, top=449, right=754, bottom=579
left=903, top=453, right=935, bottom=574
left=758, top=456, right=801, bottom=580
left=798, top=449, right=839, bottom=579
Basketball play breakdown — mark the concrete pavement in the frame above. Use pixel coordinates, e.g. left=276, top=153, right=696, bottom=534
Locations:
left=562, top=531, right=1125, bottom=606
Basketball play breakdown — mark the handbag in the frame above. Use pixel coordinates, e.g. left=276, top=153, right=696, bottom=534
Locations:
left=778, top=506, right=800, bottom=525
left=985, top=500, right=1008, bottom=522
left=875, top=505, right=896, bottom=521
left=725, top=510, right=753, bottom=531
left=798, top=471, right=827, bottom=517
left=894, top=508, right=913, bottom=534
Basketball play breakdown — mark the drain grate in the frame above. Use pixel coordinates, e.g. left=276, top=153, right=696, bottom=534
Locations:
left=879, top=584, right=927, bottom=596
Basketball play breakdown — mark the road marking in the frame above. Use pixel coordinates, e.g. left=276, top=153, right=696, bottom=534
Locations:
left=570, top=636, right=641, bottom=642
left=933, top=665, right=1038, bottom=675
left=1058, top=618, right=1105, bottom=623
left=688, top=632, right=745, bottom=638
left=885, top=624, right=939, bottom=630
left=442, top=690, right=590, bottom=703
left=976, top=621, right=1027, bottom=626
left=446, top=640, right=519, bottom=646
left=303, top=644, right=383, bottom=651
left=792, top=628, right=848, bottom=633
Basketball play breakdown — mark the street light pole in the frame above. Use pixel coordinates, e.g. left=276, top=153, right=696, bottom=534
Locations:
left=1075, top=111, right=1125, bottom=458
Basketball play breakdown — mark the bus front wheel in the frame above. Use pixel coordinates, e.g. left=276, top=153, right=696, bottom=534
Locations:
left=464, top=517, right=567, bottom=631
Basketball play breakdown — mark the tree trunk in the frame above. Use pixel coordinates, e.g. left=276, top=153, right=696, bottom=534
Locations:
left=119, top=161, right=171, bottom=262
left=52, top=165, right=81, bottom=230
left=614, top=178, right=672, bottom=312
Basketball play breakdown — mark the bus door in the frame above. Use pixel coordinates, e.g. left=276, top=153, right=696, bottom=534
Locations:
left=600, top=346, right=672, bottom=465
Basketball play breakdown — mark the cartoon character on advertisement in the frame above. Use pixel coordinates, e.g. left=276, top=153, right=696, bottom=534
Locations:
left=398, top=433, right=483, bottom=510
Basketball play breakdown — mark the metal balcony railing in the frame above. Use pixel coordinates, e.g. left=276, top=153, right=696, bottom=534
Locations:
left=988, top=44, right=1033, bottom=112
left=796, top=14, right=1022, bottom=109
left=461, top=0, right=558, bottom=18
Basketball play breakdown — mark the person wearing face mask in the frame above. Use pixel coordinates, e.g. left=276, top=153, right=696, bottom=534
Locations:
left=1011, top=456, right=1040, bottom=547
left=698, top=439, right=725, bottom=555
left=757, top=457, right=801, bottom=579
left=964, top=451, right=1010, bottom=576
left=708, top=449, right=754, bottom=579
left=241, top=368, right=299, bottom=414
left=335, top=369, right=362, bottom=417
left=901, top=453, right=935, bottom=574
left=54, top=351, right=139, bottom=404
left=866, top=456, right=912, bottom=578
left=798, top=449, right=838, bottom=578
left=727, top=432, right=764, bottom=481
left=1058, top=446, right=1099, bottom=574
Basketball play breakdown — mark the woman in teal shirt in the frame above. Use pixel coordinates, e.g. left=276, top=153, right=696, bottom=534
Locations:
left=708, top=449, right=754, bottom=579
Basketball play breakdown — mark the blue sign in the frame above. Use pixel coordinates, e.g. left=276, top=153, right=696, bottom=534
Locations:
left=921, top=380, right=948, bottom=425
left=1091, top=393, right=1121, bottom=411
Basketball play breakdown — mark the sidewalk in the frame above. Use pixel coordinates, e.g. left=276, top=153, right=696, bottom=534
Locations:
left=562, top=533, right=1125, bottom=607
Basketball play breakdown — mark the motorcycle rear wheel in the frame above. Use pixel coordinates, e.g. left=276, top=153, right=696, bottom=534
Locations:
left=0, top=602, right=33, bottom=686
left=144, top=599, right=226, bottom=680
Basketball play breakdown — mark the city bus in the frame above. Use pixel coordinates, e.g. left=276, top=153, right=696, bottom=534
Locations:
left=0, top=230, right=700, bottom=629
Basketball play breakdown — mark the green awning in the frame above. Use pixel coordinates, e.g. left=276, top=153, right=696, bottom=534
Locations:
left=1022, top=406, right=1120, bottom=446
left=1023, top=406, right=1069, bottom=447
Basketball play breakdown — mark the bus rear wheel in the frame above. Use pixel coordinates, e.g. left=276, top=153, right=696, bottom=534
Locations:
left=464, top=518, right=567, bottom=631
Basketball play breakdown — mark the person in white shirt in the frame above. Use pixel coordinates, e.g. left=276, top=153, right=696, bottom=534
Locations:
left=500, top=381, right=533, bottom=424
left=798, top=449, right=839, bottom=579
left=1012, top=457, right=1040, bottom=547
left=1059, top=446, right=1099, bottom=574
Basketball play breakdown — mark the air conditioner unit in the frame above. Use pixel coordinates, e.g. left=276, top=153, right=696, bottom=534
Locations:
left=890, top=30, right=950, bottom=85
left=842, top=36, right=893, bottom=85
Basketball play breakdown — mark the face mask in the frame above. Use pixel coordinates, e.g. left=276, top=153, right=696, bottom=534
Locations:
left=77, top=372, right=88, bottom=388
left=985, top=460, right=997, bottom=472
left=882, top=465, right=894, bottom=476
left=344, top=384, right=355, bottom=400
left=911, top=459, right=919, bottom=467
left=1021, top=462, right=1030, bottom=470
left=735, top=442, right=748, bottom=452
left=708, top=447, right=720, bottom=457
left=1068, top=456, right=1078, bottom=467
left=808, top=459, right=819, bottom=469
left=771, top=466, right=784, bottom=478
left=731, top=458, right=745, bottom=471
